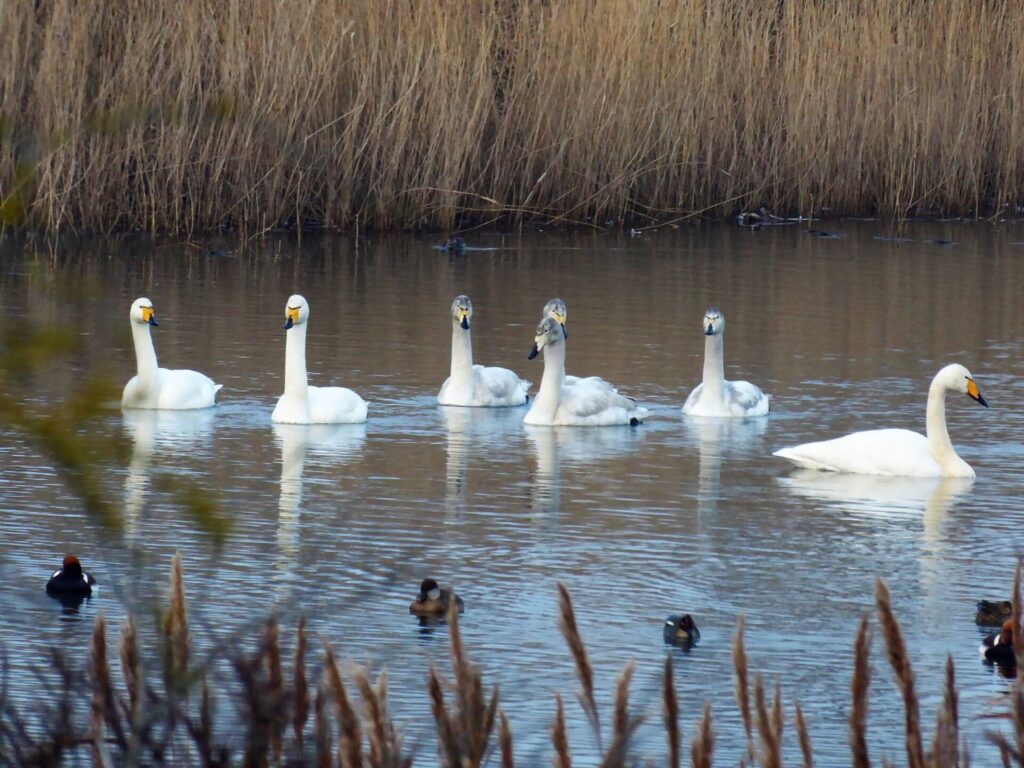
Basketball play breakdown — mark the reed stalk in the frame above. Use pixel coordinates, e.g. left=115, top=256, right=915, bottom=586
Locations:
left=732, top=615, right=755, bottom=763
left=795, top=702, right=813, bottom=768
left=851, top=614, right=871, bottom=768
left=293, top=615, right=309, bottom=750
left=876, top=579, right=925, bottom=768
left=663, top=655, right=680, bottom=768
left=557, top=583, right=600, bottom=743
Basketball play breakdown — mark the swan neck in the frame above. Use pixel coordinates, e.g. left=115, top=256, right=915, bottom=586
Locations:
left=131, top=322, right=159, bottom=380
left=283, top=323, right=309, bottom=399
left=702, top=333, right=725, bottom=398
left=925, top=377, right=960, bottom=471
left=533, top=342, right=566, bottom=417
left=450, top=321, right=473, bottom=383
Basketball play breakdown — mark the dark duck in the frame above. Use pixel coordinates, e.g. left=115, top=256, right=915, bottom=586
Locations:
left=409, top=578, right=464, bottom=616
left=46, top=555, right=96, bottom=598
left=663, top=614, right=700, bottom=647
left=980, top=619, right=1017, bottom=666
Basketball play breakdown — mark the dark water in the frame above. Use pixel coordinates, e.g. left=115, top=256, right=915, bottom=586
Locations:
left=2, top=222, right=1024, bottom=764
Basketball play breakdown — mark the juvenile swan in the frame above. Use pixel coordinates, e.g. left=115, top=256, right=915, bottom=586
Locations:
left=272, top=295, right=368, bottom=424
left=682, top=308, right=769, bottom=417
left=773, top=364, right=987, bottom=478
left=122, top=298, right=222, bottom=410
left=437, top=295, right=530, bottom=407
left=524, top=317, right=649, bottom=426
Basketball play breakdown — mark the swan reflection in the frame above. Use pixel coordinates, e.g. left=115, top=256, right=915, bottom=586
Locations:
left=272, top=423, right=366, bottom=595
left=683, top=416, right=767, bottom=520
left=440, top=406, right=523, bottom=516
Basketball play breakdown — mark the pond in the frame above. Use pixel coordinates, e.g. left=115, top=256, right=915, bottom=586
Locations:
left=1, top=220, right=1023, bottom=764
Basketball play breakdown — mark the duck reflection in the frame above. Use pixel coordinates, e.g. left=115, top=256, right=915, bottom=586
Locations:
left=683, top=416, right=768, bottom=521
left=122, top=409, right=216, bottom=544
left=272, top=423, right=366, bottom=595
left=525, top=426, right=644, bottom=522
left=440, top=406, right=523, bottom=517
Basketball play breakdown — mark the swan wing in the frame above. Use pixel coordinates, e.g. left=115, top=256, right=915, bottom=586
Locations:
left=473, top=364, right=530, bottom=406
left=773, top=429, right=941, bottom=476
left=307, top=386, right=368, bottom=424
left=556, top=376, right=649, bottom=426
left=725, top=380, right=770, bottom=416
left=153, top=368, right=220, bottom=409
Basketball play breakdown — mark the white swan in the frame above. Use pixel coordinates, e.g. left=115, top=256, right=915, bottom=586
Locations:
left=682, top=308, right=769, bottom=417
left=437, top=295, right=530, bottom=407
left=543, top=298, right=580, bottom=386
left=271, top=295, right=368, bottom=424
left=773, top=364, right=988, bottom=478
left=524, top=317, right=649, bottom=426
left=121, top=298, right=222, bottom=410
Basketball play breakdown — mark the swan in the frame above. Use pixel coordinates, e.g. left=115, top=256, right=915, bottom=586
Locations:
left=122, top=298, right=222, bottom=410
left=524, top=316, right=649, bottom=426
left=682, top=308, right=769, bottom=417
left=543, top=298, right=582, bottom=386
left=271, top=295, right=368, bottom=424
left=773, top=364, right=988, bottom=478
left=437, top=295, right=530, bottom=407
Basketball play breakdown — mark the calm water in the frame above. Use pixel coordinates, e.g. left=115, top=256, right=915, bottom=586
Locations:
left=2, top=222, right=1024, bottom=765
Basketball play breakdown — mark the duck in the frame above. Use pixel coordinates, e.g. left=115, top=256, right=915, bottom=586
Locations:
left=409, top=578, right=465, bottom=616
left=663, top=614, right=700, bottom=647
left=737, top=207, right=770, bottom=227
left=437, top=295, right=530, bottom=407
left=682, top=308, right=769, bottom=418
left=524, top=317, right=649, bottom=426
left=977, top=600, right=1013, bottom=627
left=45, top=555, right=96, bottom=597
left=773, top=364, right=988, bottom=477
left=272, top=295, right=368, bottom=425
left=121, top=298, right=222, bottom=410
left=441, top=235, right=467, bottom=255
left=980, top=619, right=1016, bottom=665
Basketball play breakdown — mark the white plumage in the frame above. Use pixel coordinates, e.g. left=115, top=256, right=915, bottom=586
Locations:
left=682, top=308, right=768, bottom=417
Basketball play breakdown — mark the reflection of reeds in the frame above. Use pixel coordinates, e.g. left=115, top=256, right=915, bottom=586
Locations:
left=9, top=561, right=1024, bottom=766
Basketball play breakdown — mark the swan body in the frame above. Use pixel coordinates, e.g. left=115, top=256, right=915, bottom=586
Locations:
left=437, top=295, right=530, bottom=407
left=682, top=308, right=769, bottom=417
left=774, top=364, right=987, bottom=478
left=121, top=298, right=222, bottom=410
left=524, top=317, right=649, bottom=426
left=272, top=295, right=368, bottom=425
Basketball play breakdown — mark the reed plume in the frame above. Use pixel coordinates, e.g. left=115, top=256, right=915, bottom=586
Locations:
left=732, top=615, right=755, bottom=762
left=690, top=702, right=714, bottom=768
left=322, top=640, right=362, bottom=768
left=88, top=612, right=116, bottom=767
left=499, top=712, right=514, bottom=768
left=929, top=656, right=959, bottom=768
left=163, top=552, right=190, bottom=692
left=875, top=578, right=924, bottom=768
left=663, top=655, right=680, bottom=768
left=314, top=683, right=332, bottom=768
left=552, top=693, right=571, bottom=768
left=293, top=615, right=309, bottom=749
left=754, top=674, right=781, bottom=768
left=795, top=701, right=813, bottom=768
left=263, top=617, right=285, bottom=764
left=117, top=616, right=141, bottom=764
left=850, top=614, right=871, bottom=768
left=557, top=583, right=600, bottom=742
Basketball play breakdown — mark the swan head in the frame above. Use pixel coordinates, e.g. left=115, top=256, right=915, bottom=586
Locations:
left=529, top=316, right=564, bottom=359
left=702, top=308, right=724, bottom=336
left=283, top=295, right=309, bottom=330
left=940, top=363, right=988, bottom=407
left=417, top=578, right=442, bottom=602
left=544, top=298, right=568, bottom=339
left=451, top=295, right=473, bottom=330
left=130, top=298, right=158, bottom=327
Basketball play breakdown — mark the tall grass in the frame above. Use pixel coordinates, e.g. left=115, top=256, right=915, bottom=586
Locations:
left=2, top=0, right=1023, bottom=234
left=4, top=560, right=1024, bottom=766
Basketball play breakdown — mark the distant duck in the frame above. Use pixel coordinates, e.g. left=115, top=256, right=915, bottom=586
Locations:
left=977, top=600, right=1013, bottom=627
left=122, top=298, right=222, bottom=410
left=980, top=619, right=1016, bottom=665
left=442, top=235, right=467, bottom=255
left=437, top=295, right=531, bottom=407
left=663, top=614, right=700, bottom=646
left=45, top=556, right=96, bottom=597
left=682, top=308, right=770, bottom=418
left=737, top=207, right=770, bottom=227
left=409, top=578, right=465, bottom=616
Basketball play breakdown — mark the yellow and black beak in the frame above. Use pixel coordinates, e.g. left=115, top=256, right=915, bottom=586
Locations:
left=142, top=306, right=158, bottom=327
left=528, top=342, right=539, bottom=360
left=284, top=307, right=300, bottom=330
left=967, top=378, right=988, bottom=408
left=458, top=310, right=470, bottom=330
left=553, top=313, right=567, bottom=338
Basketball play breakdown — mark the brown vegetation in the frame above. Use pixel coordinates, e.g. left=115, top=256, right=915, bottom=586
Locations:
left=4, top=559, right=1024, bottom=766
left=2, top=0, right=1023, bottom=234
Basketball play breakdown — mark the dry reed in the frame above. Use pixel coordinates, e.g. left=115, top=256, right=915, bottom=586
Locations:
left=499, top=712, right=513, bottom=768
left=163, top=551, right=190, bottom=692
left=552, top=694, right=571, bottom=768
left=557, top=582, right=600, bottom=742
left=876, top=579, right=925, bottom=768
left=322, top=640, right=362, bottom=768
left=794, top=701, right=813, bottom=768
left=293, top=615, right=309, bottom=750
left=851, top=614, right=872, bottom=768
left=9, top=0, right=1019, bottom=234
left=690, top=703, right=714, bottom=768
left=732, top=615, right=755, bottom=763
left=663, top=656, right=680, bottom=768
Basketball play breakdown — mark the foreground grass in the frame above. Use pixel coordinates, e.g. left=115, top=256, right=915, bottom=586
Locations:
left=4, top=556, right=1024, bottom=766
left=2, top=0, right=1024, bottom=234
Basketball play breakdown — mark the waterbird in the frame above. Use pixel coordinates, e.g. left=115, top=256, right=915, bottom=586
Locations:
left=663, top=614, right=700, bottom=647
left=980, top=619, right=1016, bottom=665
left=682, top=308, right=770, bottom=418
left=272, top=295, right=368, bottom=424
left=524, top=317, right=649, bottom=426
left=774, top=364, right=987, bottom=477
left=977, top=600, right=1013, bottom=627
left=46, top=555, right=96, bottom=597
left=437, top=295, right=530, bottom=407
left=441, top=235, right=467, bottom=255
left=737, top=207, right=770, bottom=227
left=409, top=578, right=464, bottom=616
left=122, top=298, right=222, bottom=410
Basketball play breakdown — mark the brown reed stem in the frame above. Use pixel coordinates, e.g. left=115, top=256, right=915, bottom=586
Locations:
left=732, top=615, right=755, bottom=762
left=314, top=684, right=332, bottom=768
left=557, top=583, right=600, bottom=744
left=322, top=640, right=362, bottom=768
left=163, top=552, right=190, bottom=693
left=263, top=617, right=284, bottom=763
left=430, top=667, right=460, bottom=768
left=690, top=702, right=714, bottom=768
left=795, top=701, right=813, bottom=768
left=930, top=655, right=959, bottom=768
left=663, top=655, right=680, bottom=768
left=88, top=612, right=113, bottom=767
left=850, top=614, right=872, bottom=768
left=499, top=712, right=514, bottom=768
left=552, top=693, right=571, bottom=768
left=293, top=615, right=309, bottom=749
left=876, top=578, right=924, bottom=768
left=754, top=674, right=781, bottom=768
left=118, top=616, right=141, bottom=764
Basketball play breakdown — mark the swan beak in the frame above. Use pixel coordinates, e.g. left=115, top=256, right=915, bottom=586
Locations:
left=141, top=307, right=158, bottom=327
left=560, top=323, right=568, bottom=339
left=705, top=324, right=714, bottom=335
left=528, top=343, right=539, bottom=360
left=550, top=312, right=567, bottom=338
left=284, top=307, right=299, bottom=330
left=967, top=378, right=988, bottom=407
left=460, top=316, right=470, bottom=330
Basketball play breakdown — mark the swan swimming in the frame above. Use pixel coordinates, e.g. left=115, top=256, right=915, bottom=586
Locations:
left=122, top=298, right=222, bottom=410
left=773, top=364, right=987, bottom=478
left=682, top=308, right=769, bottom=417
left=524, top=316, right=649, bottom=426
left=272, top=295, right=368, bottom=425
left=543, top=297, right=581, bottom=386
left=437, top=295, right=530, bottom=407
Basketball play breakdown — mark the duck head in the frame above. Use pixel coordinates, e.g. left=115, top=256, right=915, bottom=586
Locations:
left=283, top=295, right=309, bottom=330
left=130, top=298, right=158, bottom=327
left=529, top=316, right=564, bottom=360
left=62, top=555, right=83, bottom=578
left=451, top=295, right=473, bottom=330
left=543, top=298, right=568, bottom=339
left=417, top=578, right=442, bottom=602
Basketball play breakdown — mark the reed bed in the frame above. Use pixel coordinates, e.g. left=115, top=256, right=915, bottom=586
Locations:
left=2, top=0, right=1024, bottom=234
left=4, top=559, right=1024, bottom=766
